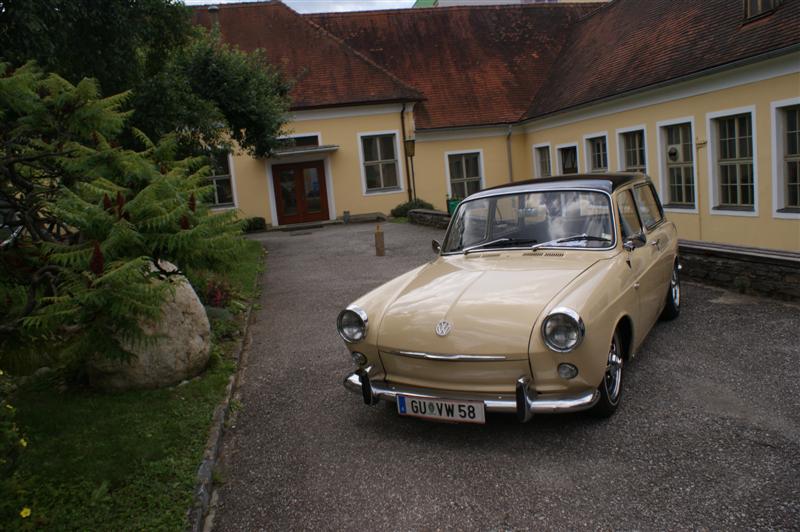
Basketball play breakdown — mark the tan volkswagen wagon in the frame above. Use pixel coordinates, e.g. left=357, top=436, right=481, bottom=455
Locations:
left=337, top=174, right=680, bottom=423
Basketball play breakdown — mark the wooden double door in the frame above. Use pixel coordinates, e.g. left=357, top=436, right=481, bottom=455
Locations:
left=272, top=160, right=330, bottom=225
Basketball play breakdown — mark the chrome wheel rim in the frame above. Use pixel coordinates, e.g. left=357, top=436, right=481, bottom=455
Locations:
left=605, top=337, right=622, bottom=404
left=671, top=267, right=680, bottom=307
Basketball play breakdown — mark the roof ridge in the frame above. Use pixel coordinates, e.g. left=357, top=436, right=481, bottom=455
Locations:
left=276, top=1, right=423, bottom=100
left=191, top=1, right=276, bottom=9
left=308, top=2, right=604, bottom=17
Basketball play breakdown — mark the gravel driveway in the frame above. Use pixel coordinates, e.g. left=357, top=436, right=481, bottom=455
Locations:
left=213, top=222, right=800, bottom=530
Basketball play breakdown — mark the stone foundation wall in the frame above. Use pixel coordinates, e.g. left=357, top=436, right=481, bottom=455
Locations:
left=679, top=240, right=800, bottom=301
left=408, top=208, right=451, bottom=229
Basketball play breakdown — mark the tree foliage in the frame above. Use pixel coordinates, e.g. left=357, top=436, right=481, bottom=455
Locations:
left=0, top=0, right=291, bottom=157
left=0, top=63, right=245, bottom=371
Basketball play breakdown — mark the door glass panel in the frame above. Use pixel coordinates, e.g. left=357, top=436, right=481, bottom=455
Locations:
left=278, top=169, right=298, bottom=215
left=304, top=167, right=322, bottom=213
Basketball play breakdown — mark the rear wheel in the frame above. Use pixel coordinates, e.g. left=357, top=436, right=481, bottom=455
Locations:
left=660, top=261, right=681, bottom=321
left=591, top=329, right=623, bottom=418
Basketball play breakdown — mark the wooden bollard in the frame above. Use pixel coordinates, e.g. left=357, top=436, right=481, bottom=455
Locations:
left=375, top=224, right=385, bottom=256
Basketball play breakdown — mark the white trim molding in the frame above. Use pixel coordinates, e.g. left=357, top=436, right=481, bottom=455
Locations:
left=655, top=116, right=699, bottom=214
left=443, top=149, right=485, bottom=198
left=532, top=142, right=552, bottom=178
left=555, top=142, right=580, bottom=175
left=417, top=125, right=519, bottom=143
left=770, top=96, right=800, bottom=220
left=524, top=51, right=800, bottom=134
left=705, top=105, right=759, bottom=217
left=582, top=131, right=609, bottom=174
left=615, top=124, right=648, bottom=173
left=291, top=104, right=403, bottom=122
left=356, top=129, right=407, bottom=197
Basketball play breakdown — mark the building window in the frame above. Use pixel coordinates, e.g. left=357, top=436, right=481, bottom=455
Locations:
left=535, top=146, right=551, bottom=178
left=289, top=135, right=319, bottom=147
left=558, top=146, right=578, bottom=174
left=209, top=149, right=234, bottom=207
left=621, top=130, right=646, bottom=173
left=448, top=152, right=482, bottom=199
left=783, top=106, right=800, bottom=210
left=663, top=123, right=695, bottom=207
left=587, top=136, right=608, bottom=172
left=745, top=0, right=779, bottom=19
left=715, top=114, right=754, bottom=209
left=361, top=134, right=399, bottom=192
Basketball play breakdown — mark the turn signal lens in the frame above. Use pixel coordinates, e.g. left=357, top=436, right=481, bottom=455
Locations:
left=557, top=363, right=579, bottom=380
left=542, top=308, right=585, bottom=352
left=337, top=306, right=368, bottom=343
left=351, top=351, right=367, bottom=366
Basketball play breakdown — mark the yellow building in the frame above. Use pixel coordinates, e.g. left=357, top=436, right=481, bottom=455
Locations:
left=195, top=0, right=800, bottom=252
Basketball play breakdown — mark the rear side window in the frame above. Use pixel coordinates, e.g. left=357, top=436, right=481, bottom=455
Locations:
left=633, top=184, right=664, bottom=229
left=617, top=190, right=642, bottom=239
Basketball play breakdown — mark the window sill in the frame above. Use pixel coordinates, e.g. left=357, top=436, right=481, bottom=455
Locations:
left=210, top=204, right=236, bottom=210
left=663, top=203, right=696, bottom=210
left=713, top=205, right=754, bottom=212
left=777, top=207, right=800, bottom=214
left=365, top=187, right=402, bottom=195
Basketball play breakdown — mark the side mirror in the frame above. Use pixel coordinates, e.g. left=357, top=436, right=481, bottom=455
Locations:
left=623, top=232, right=646, bottom=252
left=432, top=239, right=441, bottom=254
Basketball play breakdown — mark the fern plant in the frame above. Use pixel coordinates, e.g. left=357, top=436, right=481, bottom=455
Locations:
left=0, top=62, right=245, bottom=371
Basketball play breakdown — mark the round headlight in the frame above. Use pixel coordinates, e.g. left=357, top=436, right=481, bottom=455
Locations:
left=542, top=307, right=585, bottom=352
left=337, top=306, right=368, bottom=343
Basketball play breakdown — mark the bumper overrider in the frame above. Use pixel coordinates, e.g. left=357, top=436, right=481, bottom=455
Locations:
left=344, top=367, right=599, bottom=423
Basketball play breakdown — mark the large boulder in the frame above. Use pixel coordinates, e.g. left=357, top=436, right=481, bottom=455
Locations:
left=88, top=269, right=211, bottom=391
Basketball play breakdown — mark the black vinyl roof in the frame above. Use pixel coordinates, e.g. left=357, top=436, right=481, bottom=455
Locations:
left=474, top=173, right=646, bottom=198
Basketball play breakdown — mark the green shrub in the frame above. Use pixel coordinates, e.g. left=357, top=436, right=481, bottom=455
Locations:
left=243, top=217, right=267, bottom=233
left=390, top=198, right=435, bottom=218
left=0, top=370, right=23, bottom=479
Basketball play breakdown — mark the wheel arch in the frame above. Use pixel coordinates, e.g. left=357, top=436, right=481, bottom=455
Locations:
left=615, top=315, right=634, bottom=361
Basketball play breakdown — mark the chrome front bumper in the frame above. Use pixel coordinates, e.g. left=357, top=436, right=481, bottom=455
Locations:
left=343, top=369, right=599, bottom=423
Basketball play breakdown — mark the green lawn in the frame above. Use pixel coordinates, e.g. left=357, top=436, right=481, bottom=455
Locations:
left=1, top=239, right=264, bottom=531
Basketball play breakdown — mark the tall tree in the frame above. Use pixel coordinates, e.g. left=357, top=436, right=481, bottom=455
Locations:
left=0, top=0, right=291, bottom=157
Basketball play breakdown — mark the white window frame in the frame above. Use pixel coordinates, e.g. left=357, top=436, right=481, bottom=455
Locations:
left=532, top=143, right=552, bottom=178
left=444, top=149, right=484, bottom=198
left=209, top=151, right=238, bottom=211
left=583, top=131, right=609, bottom=173
left=706, top=106, right=759, bottom=217
left=555, top=142, right=580, bottom=175
left=770, top=96, right=800, bottom=219
left=656, top=116, right=698, bottom=213
left=616, top=125, right=648, bottom=174
left=277, top=131, right=321, bottom=146
left=357, top=130, right=406, bottom=196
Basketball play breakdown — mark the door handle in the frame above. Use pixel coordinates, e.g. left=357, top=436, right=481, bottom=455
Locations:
left=634, top=282, right=640, bottom=289
left=650, top=240, right=659, bottom=247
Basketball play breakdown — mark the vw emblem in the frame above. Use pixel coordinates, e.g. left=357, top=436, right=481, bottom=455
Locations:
left=435, top=320, right=452, bottom=337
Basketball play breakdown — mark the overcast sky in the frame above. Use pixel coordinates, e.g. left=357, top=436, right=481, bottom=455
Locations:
left=183, top=0, right=416, bottom=13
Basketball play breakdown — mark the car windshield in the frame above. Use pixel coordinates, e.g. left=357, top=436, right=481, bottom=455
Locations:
left=443, top=190, right=615, bottom=254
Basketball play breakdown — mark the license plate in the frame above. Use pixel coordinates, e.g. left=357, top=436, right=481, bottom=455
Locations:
left=397, top=395, right=486, bottom=424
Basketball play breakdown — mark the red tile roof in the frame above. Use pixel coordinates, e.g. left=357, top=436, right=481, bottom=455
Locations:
left=524, top=0, right=800, bottom=119
left=309, top=4, right=601, bottom=129
left=194, top=1, right=800, bottom=129
left=193, top=2, right=422, bottom=110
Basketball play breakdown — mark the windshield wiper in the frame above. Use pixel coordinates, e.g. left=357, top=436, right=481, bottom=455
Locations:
left=530, top=233, right=612, bottom=251
left=463, top=238, right=511, bottom=254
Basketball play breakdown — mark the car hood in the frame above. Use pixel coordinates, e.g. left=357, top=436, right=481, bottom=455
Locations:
left=377, top=252, right=603, bottom=360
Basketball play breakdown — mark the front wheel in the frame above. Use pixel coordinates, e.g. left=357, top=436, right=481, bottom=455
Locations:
left=591, top=329, right=623, bottom=418
left=660, top=261, right=681, bottom=321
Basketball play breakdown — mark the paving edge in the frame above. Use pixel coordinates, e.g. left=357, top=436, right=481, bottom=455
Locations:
left=186, top=269, right=262, bottom=532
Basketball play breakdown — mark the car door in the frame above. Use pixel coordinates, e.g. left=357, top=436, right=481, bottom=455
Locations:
left=632, top=183, right=672, bottom=330
left=616, top=189, right=649, bottom=347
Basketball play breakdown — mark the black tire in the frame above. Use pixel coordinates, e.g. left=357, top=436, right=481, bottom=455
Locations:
left=660, top=261, right=681, bottom=321
left=591, top=329, right=623, bottom=418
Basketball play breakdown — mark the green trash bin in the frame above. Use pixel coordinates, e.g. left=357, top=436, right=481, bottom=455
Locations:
left=446, top=198, right=461, bottom=215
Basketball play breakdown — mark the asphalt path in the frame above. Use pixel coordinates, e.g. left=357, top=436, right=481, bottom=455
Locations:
left=213, top=222, right=800, bottom=530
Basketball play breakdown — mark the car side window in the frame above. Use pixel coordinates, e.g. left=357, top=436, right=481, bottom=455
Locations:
left=633, top=184, right=664, bottom=230
left=617, top=190, right=643, bottom=239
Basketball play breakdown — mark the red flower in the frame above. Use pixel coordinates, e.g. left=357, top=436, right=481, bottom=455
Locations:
left=89, top=242, right=104, bottom=275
